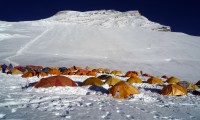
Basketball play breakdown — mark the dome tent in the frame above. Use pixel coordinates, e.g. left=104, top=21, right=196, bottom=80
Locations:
left=105, top=76, right=121, bottom=86
left=161, top=84, right=187, bottom=96
left=34, top=76, right=77, bottom=88
left=127, top=77, right=142, bottom=84
left=82, top=77, right=104, bottom=86
left=109, top=81, right=139, bottom=99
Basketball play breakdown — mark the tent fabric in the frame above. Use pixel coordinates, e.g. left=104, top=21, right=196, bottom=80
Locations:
left=166, top=77, right=180, bottom=84
left=177, top=81, right=190, bottom=88
left=187, top=83, right=199, bottom=90
left=147, top=77, right=164, bottom=84
left=85, top=66, right=93, bottom=71
left=62, top=70, right=74, bottom=75
left=125, top=71, right=138, bottom=77
left=11, top=68, right=23, bottom=74
left=195, top=80, right=200, bottom=87
left=75, top=69, right=87, bottom=75
left=39, top=71, right=48, bottom=77
left=34, top=76, right=77, bottom=88
left=105, top=76, right=121, bottom=86
left=82, top=77, right=104, bottom=86
left=97, top=75, right=111, bottom=80
left=48, top=68, right=60, bottom=75
left=42, top=67, right=51, bottom=73
left=22, top=70, right=36, bottom=78
left=87, top=71, right=97, bottom=77
left=109, top=81, right=140, bottom=99
left=127, top=77, right=142, bottom=84
left=161, top=84, right=187, bottom=96
left=103, top=69, right=110, bottom=74
left=111, top=70, right=123, bottom=75
left=59, top=67, right=68, bottom=73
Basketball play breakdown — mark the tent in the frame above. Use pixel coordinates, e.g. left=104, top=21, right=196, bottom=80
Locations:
left=85, top=66, right=93, bottom=71
left=178, top=81, right=199, bottom=90
left=161, top=84, right=187, bottom=96
left=187, top=83, right=199, bottom=90
left=147, top=77, right=164, bottom=84
left=82, top=77, right=104, bottom=86
left=34, top=76, right=77, bottom=88
left=111, top=70, right=123, bottom=75
left=125, top=71, right=138, bottom=77
left=39, top=71, right=48, bottom=77
left=105, top=76, right=121, bottom=86
left=59, top=67, right=68, bottom=73
left=104, top=68, right=110, bottom=74
left=195, top=80, right=200, bottom=87
left=11, top=68, right=23, bottom=74
left=75, top=69, right=87, bottom=75
left=109, top=81, right=140, bottom=99
left=47, top=68, right=60, bottom=75
left=97, top=75, right=111, bottom=80
left=127, top=77, right=142, bottom=84
left=166, top=77, right=180, bottom=84
left=177, top=81, right=190, bottom=88
left=87, top=71, right=97, bottom=77
left=42, top=67, right=51, bottom=73
left=22, top=70, right=36, bottom=78
left=62, top=70, right=74, bottom=75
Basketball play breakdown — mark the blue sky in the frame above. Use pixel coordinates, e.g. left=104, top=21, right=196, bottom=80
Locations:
left=0, top=0, right=199, bottom=36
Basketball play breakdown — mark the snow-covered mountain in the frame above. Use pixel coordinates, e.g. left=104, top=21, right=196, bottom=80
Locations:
left=0, top=10, right=200, bottom=82
left=40, top=10, right=170, bottom=31
left=1, top=10, right=200, bottom=120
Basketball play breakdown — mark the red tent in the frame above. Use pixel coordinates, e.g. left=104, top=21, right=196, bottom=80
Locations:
left=34, top=76, right=77, bottom=88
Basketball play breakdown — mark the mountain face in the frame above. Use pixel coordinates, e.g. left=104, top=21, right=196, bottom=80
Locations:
left=0, top=10, right=200, bottom=82
left=40, top=10, right=171, bottom=31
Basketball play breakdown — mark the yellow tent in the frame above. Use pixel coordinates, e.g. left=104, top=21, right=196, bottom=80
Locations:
left=127, top=77, right=142, bottom=84
left=109, top=81, right=140, bottom=99
left=147, top=77, right=164, bottom=84
left=11, top=68, right=23, bottom=74
left=187, top=83, right=199, bottom=90
left=166, top=77, right=180, bottom=84
left=85, top=66, right=93, bottom=71
left=82, top=77, right=104, bottom=86
left=48, top=68, right=60, bottom=75
left=105, top=76, right=121, bottom=86
left=161, top=84, right=187, bottom=96
left=111, top=70, right=123, bottom=75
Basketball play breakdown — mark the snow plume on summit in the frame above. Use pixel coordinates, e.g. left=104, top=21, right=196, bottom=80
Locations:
left=40, top=10, right=170, bottom=31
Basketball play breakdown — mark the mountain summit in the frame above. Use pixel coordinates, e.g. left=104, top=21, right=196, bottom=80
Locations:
left=40, top=10, right=170, bottom=31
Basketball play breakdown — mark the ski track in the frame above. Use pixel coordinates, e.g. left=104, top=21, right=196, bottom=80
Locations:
left=4, top=26, right=52, bottom=65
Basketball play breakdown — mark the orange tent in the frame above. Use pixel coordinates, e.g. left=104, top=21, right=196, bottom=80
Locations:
left=22, top=70, right=36, bottom=78
left=39, top=71, right=48, bottom=77
left=87, top=71, right=97, bottom=76
left=147, top=77, right=164, bottom=84
left=75, top=69, right=87, bottom=75
left=48, top=68, right=60, bottom=75
left=109, top=81, right=140, bottom=99
left=62, top=70, right=74, bottom=75
left=34, top=76, right=77, bottom=88
left=125, top=71, right=138, bottom=77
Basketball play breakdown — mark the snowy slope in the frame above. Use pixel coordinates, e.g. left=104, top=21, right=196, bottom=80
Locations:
left=0, top=10, right=200, bottom=82
left=0, top=10, right=200, bottom=120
